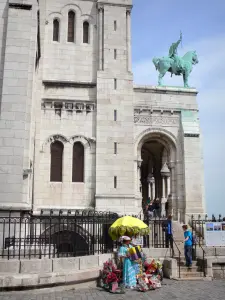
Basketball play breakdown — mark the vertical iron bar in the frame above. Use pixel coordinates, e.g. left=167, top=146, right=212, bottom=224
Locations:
left=2, top=218, right=6, bottom=258
left=49, top=210, right=52, bottom=258
left=24, top=217, right=27, bottom=259
left=13, top=218, right=16, bottom=258
left=8, top=211, right=11, bottom=260
left=18, top=213, right=22, bottom=260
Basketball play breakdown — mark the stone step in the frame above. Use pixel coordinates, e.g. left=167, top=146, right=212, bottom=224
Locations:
left=180, top=271, right=204, bottom=278
left=180, top=266, right=202, bottom=272
left=178, top=260, right=198, bottom=266
left=176, top=276, right=212, bottom=281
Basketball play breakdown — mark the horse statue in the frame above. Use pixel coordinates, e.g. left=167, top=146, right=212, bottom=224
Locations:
left=152, top=34, right=199, bottom=88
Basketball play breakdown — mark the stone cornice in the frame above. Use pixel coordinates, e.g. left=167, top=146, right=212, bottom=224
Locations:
left=184, top=133, right=200, bottom=137
left=9, top=1, right=32, bottom=10
left=97, top=1, right=132, bottom=9
left=133, top=85, right=198, bottom=96
left=43, top=80, right=96, bottom=89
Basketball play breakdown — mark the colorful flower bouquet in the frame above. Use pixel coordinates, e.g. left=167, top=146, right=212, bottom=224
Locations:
left=100, top=260, right=125, bottom=294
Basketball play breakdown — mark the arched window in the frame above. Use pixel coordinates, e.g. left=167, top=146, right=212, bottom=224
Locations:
left=53, top=19, right=59, bottom=41
left=68, top=11, right=75, bottom=42
left=83, top=21, right=89, bottom=44
left=50, top=141, right=64, bottom=182
left=72, top=142, right=84, bottom=182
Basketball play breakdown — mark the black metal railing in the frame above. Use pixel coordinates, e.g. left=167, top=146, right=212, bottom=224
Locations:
left=0, top=210, right=167, bottom=260
left=199, top=244, right=206, bottom=277
left=191, top=214, right=225, bottom=246
left=191, top=214, right=225, bottom=277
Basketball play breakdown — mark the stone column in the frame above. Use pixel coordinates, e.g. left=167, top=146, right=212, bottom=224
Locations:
left=162, top=177, right=165, bottom=198
left=167, top=176, right=171, bottom=197
left=98, top=7, right=104, bottom=70
left=148, top=183, right=151, bottom=199
left=152, top=181, right=155, bottom=200
left=126, top=9, right=132, bottom=72
left=137, top=160, right=142, bottom=193
left=168, top=162, right=176, bottom=217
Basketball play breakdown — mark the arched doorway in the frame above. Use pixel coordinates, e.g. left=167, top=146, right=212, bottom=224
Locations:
left=135, top=129, right=177, bottom=217
left=141, top=140, right=171, bottom=211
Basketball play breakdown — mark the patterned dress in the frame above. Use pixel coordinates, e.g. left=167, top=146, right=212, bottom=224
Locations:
left=118, top=244, right=137, bottom=288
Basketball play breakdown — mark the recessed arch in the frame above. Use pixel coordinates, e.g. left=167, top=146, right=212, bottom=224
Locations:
left=42, top=134, right=69, bottom=152
left=83, top=21, right=89, bottom=43
left=50, top=141, right=64, bottom=182
left=68, top=10, right=75, bottom=42
left=61, top=3, right=82, bottom=15
left=69, top=135, right=95, bottom=149
left=53, top=18, right=60, bottom=41
left=135, top=127, right=177, bottom=160
left=72, top=142, right=84, bottom=183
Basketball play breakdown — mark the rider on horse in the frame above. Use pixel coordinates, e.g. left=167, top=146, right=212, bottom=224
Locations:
left=169, top=32, right=182, bottom=59
left=169, top=33, right=182, bottom=74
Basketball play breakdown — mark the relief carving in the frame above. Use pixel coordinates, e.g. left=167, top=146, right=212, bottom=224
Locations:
left=134, top=115, right=179, bottom=125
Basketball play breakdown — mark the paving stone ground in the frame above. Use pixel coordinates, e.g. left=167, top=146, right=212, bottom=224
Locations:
left=0, top=280, right=225, bottom=300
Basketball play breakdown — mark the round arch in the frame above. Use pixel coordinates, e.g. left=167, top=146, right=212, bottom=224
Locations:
left=135, top=127, right=177, bottom=162
left=42, top=134, right=69, bottom=152
left=40, top=223, right=91, bottom=257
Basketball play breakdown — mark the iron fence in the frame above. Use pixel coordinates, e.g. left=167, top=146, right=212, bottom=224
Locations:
left=0, top=210, right=167, bottom=260
left=191, top=214, right=225, bottom=246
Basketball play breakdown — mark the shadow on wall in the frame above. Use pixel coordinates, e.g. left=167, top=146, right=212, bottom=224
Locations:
left=51, top=230, right=89, bottom=257
left=0, top=3, right=9, bottom=111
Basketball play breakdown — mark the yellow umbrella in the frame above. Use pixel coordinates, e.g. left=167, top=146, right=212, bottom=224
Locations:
left=108, top=216, right=150, bottom=240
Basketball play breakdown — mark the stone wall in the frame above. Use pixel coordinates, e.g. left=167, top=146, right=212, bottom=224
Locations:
left=196, top=247, right=225, bottom=279
left=42, top=0, right=98, bottom=82
left=0, top=254, right=109, bottom=289
left=0, top=0, right=37, bottom=210
left=0, top=248, right=177, bottom=289
left=95, top=1, right=136, bottom=214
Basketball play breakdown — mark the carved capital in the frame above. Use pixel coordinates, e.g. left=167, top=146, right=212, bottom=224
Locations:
left=126, top=9, right=131, bottom=16
left=98, top=6, right=104, bottom=12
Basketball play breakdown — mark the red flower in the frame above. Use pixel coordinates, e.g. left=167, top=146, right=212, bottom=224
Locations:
left=106, top=272, right=118, bottom=283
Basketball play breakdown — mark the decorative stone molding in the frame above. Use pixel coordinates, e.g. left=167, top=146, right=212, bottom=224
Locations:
left=134, top=115, right=179, bottom=126
left=134, top=108, right=180, bottom=126
left=47, top=134, right=69, bottom=145
left=41, top=134, right=69, bottom=152
left=42, top=134, right=95, bottom=152
left=184, top=133, right=200, bottom=137
left=42, top=100, right=95, bottom=114
left=69, top=135, right=96, bottom=149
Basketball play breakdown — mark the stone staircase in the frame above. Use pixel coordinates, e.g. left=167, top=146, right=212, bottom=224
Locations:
left=172, top=221, right=210, bottom=280
left=175, top=258, right=208, bottom=281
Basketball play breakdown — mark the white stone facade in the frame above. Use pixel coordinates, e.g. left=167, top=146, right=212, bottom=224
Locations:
left=0, top=0, right=205, bottom=222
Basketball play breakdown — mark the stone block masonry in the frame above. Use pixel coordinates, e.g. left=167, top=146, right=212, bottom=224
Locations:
left=0, top=0, right=205, bottom=220
left=0, top=0, right=37, bottom=210
left=0, top=249, right=177, bottom=289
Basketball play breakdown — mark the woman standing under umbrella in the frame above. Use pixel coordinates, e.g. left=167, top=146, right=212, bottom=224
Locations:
left=118, top=236, right=138, bottom=289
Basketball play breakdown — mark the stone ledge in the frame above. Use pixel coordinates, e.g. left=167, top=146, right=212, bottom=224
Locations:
left=133, top=85, right=198, bottom=95
left=0, top=268, right=101, bottom=290
left=43, top=80, right=96, bottom=89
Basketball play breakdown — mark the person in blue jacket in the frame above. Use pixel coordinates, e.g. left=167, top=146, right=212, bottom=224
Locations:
left=182, top=224, right=193, bottom=268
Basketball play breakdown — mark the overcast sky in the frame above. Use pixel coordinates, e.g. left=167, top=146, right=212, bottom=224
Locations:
left=131, top=0, right=225, bottom=216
